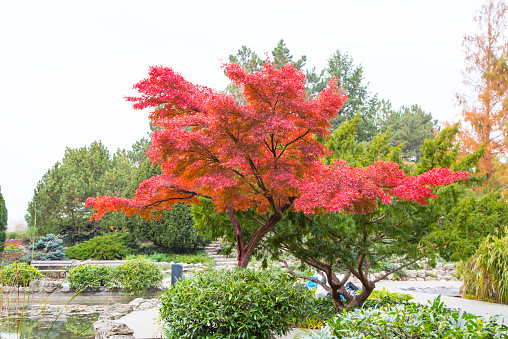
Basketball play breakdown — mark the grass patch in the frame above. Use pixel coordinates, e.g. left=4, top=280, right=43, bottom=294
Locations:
left=125, top=251, right=214, bottom=266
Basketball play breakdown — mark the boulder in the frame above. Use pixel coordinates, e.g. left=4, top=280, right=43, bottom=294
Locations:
left=443, top=264, right=455, bottom=271
left=416, top=270, right=427, bottom=278
left=99, top=304, right=133, bottom=320
left=459, top=284, right=466, bottom=298
left=93, top=320, right=134, bottom=339
left=405, top=270, right=417, bottom=278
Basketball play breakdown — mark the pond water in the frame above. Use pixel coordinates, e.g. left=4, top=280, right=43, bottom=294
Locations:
left=0, top=313, right=98, bottom=339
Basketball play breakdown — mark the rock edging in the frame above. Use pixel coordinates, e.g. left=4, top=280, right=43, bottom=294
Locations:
left=93, top=298, right=160, bottom=339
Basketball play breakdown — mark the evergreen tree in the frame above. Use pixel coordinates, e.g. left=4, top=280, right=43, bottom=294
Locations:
left=0, top=186, right=7, bottom=252
left=378, top=103, right=439, bottom=162
left=124, top=159, right=204, bottom=253
left=26, top=142, right=134, bottom=236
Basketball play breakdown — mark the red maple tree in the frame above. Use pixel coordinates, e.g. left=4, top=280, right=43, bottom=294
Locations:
left=86, top=62, right=469, bottom=268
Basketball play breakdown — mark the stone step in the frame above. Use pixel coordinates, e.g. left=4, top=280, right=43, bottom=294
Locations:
left=207, top=253, right=236, bottom=258
left=215, top=263, right=237, bottom=267
left=214, top=259, right=237, bottom=264
left=205, top=244, right=221, bottom=248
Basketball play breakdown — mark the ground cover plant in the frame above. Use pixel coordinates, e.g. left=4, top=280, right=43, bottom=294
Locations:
left=160, top=268, right=313, bottom=339
left=290, top=288, right=414, bottom=330
left=302, top=297, right=508, bottom=338
left=125, top=251, right=214, bottom=265
left=65, top=232, right=137, bottom=260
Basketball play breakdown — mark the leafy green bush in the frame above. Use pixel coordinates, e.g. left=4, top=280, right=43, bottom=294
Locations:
left=108, top=258, right=162, bottom=295
left=5, top=232, right=19, bottom=239
left=0, top=262, right=42, bottom=286
left=303, top=297, right=508, bottom=338
left=66, top=233, right=137, bottom=260
left=457, top=231, right=508, bottom=303
left=160, top=268, right=313, bottom=339
left=67, top=265, right=110, bottom=291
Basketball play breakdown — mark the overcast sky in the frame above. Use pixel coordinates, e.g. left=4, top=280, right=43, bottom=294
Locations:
left=0, top=0, right=485, bottom=229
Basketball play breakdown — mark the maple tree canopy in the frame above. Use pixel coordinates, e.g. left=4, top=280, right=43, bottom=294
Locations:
left=86, top=62, right=469, bottom=221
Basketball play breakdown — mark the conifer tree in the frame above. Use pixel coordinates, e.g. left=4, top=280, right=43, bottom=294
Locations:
left=0, top=186, right=7, bottom=252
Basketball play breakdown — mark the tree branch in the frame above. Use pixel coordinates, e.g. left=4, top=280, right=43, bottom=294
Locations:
left=373, top=258, right=420, bottom=283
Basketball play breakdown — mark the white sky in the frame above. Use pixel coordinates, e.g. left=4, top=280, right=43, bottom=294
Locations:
left=0, top=0, right=485, bottom=228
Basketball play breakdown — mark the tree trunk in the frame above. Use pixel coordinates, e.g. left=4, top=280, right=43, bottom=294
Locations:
left=226, top=204, right=292, bottom=268
left=329, top=280, right=375, bottom=310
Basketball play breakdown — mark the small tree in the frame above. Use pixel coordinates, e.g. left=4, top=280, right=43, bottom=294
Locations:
left=86, top=61, right=469, bottom=270
left=456, top=0, right=508, bottom=181
left=264, top=124, right=482, bottom=310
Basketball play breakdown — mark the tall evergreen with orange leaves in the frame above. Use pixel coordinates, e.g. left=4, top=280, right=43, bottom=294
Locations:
left=456, top=0, right=508, bottom=182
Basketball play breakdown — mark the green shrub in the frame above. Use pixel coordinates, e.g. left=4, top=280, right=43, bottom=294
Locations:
left=66, top=233, right=137, bottom=260
left=0, top=262, right=42, bottom=287
left=457, top=231, right=508, bottom=304
left=67, top=265, right=110, bottom=291
left=160, top=268, right=313, bottom=339
left=19, top=233, right=66, bottom=263
left=5, top=232, right=19, bottom=239
left=128, top=202, right=208, bottom=253
left=108, top=258, right=162, bottom=295
left=304, top=297, right=508, bottom=338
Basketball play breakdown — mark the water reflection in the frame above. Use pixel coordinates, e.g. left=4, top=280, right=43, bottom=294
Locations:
left=0, top=313, right=98, bottom=339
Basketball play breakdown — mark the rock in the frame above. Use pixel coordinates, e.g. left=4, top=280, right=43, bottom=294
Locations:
left=61, top=285, right=71, bottom=293
left=128, top=298, right=144, bottom=308
left=416, top=270, right=427, bottom=278
left=386, top=274, right=394, bottom=280
left=43, top=281, right=58, bottom=293
left=443, top=264, right=455, bottom=271
left=435, top=262, right=443, bottom=269
left=405, top=270, right=417, bottom=278
left=29, top=280, right=40, bottom=292
left=416, top=278, right=424, bottom=281
left=459, top=284, right=466, bottom=297
left=93, top=320, right=134, bottom=339
left=435, top=269, right=445, bottom=276
left=100, top=304, right=133, bottom=320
